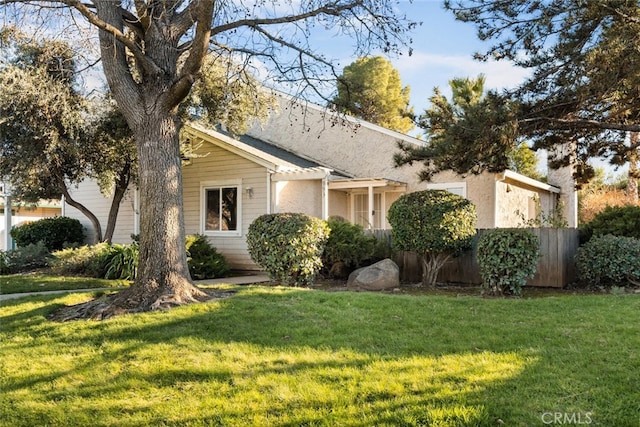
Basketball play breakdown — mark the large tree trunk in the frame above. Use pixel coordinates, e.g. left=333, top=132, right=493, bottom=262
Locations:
left=49, top=0, right=214, bottom=321
left=116, top=112, right=207, bottom=309
left=51, top=113, right=208, bottom=321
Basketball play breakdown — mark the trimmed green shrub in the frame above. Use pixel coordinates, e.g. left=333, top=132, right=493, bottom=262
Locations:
left=2, top=241, right=51, bottom=273
left=388, top=190, right=476, bottom=287
left=575, top=234, right=640, bottom=288
left=477, top=229, right=540, bottom=296
left=186, top=234, right=231, bottom=279
left=50, top=243, right=114, bottom=277
left=321, top=217, right=376, bottom=278
left=11, top=216, right=84, bottom=251
left=247, top=213, right=330, bottom=286
left=105, top=243, right=139, bottom=280
left=583, top=205, right=640, bottom=242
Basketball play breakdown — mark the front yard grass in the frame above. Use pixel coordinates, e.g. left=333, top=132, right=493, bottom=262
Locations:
left=0, top=273, right=128, bottom=294
left=1, top=284, right=638, bottom=426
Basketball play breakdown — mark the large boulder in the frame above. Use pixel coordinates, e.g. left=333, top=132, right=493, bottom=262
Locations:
left=347, top=258, right=400, bottom=291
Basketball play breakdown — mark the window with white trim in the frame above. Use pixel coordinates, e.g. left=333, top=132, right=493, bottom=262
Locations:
left=201, top=182, right=241, bottom=235
left=426, top=182, right=467, bottom=198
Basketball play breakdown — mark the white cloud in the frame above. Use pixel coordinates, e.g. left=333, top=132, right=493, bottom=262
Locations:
left=394, top=51, right=530, bottom=92
left=389, top=50, right=531, bottom=113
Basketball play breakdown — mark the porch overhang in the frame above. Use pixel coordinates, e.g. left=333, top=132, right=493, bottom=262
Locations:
left=327, top=177, right=407, bottom=192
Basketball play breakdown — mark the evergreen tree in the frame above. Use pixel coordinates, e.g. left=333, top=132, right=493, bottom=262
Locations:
left=333, top=56, right=414, bottom=134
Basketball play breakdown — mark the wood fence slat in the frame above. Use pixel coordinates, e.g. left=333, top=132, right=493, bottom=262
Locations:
left=369, top=228, right=579, bottom=288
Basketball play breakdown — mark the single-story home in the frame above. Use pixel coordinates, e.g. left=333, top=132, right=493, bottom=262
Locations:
left=63, top=97, right=577, bottom=270
left=1, top=181, right=62, bottom=251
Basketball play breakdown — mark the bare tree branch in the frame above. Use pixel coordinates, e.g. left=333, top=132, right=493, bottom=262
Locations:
left=209, top=1, right=364, bottom=36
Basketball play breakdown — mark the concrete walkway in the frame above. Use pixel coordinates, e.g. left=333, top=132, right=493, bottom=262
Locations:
left=0, top=274, right=272, bottom=302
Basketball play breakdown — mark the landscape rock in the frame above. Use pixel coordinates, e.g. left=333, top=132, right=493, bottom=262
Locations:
left=347, top=258, right=400, bottom=291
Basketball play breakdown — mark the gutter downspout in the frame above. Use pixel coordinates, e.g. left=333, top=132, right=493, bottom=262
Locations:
left=368, top=185, right=374, bottom=230
left=494, top=172, right=506, bottom=228
left=322, top=171, right=330, bottom=220
left=133, top=188, right=140, bottom=236
left=266, top=170, right=273, bottom=214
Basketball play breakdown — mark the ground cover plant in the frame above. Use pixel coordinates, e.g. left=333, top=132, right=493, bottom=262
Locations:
left=1, top=282, right=638, bottom=426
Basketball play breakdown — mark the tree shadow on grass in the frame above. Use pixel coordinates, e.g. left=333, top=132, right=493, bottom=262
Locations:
left=1, top=287, right=638, bottom=425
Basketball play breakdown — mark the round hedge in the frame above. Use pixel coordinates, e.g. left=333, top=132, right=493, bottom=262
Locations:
left=575, top=234, right=640, bottom=288
left=477, top=228, right=540, bottom=296
left=247, top=213, right=330, bottom=287
left=11, top=216, right=85, bottom=251
left=388, top=190, right=476, bottom=256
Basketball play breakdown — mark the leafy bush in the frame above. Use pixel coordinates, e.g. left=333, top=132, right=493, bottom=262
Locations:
left=186, top=234, right=231, bottom=279
left=247, top=213, right=330, bottom=286
left=11, top=216, right=84, bottom=251
left=388, top=190, right=476, bottom=286
left=582, top=205, right=640, bottom=242
left=477, top=229, right=540, bottom=296
left=50, top=243, right=114, bottom=277
left=0, top=251, right=9, bottom=275
left=105, top=243, right=139, bottom=280
left=575, top=234, right=640, bottom=288
left=2, top=241, right=51, bottom=273
left=321, top=217, right=376, bottom=278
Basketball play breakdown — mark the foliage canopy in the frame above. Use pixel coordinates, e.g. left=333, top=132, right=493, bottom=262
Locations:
left=388, top=190, right=476, bottom=286
left=333, top=56, right=414, bottom=134
left=406, top=0, right=640, bottom=182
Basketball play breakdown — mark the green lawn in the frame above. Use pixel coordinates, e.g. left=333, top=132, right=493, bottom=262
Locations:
left=1, top=283, right=639, bottom=426
left=0, top=274, right=128, bottom=294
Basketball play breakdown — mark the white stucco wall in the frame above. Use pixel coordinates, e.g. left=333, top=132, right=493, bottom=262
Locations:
left=274, top=180, right=323, bottom=217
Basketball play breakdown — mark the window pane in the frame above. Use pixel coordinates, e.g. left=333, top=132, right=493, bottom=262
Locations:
left=221, top=187, right=238, bottom=231
left=205, top=189, right=221, bottom=231
left=447, top=187, right=465, bottom=196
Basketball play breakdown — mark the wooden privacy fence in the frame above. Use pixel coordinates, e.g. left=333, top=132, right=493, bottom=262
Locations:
left=369, top=228, right=580, bottom=288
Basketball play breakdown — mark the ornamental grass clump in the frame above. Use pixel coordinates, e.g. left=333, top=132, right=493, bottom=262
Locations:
left=477, top=228, right=540, bottom=296
left=575, top=234, right=640, bottom=288
left=247, top=213, right=330, bottom=287
left=388, top=190, right=476, bottom=287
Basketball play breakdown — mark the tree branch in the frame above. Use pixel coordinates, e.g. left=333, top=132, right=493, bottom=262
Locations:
left=166, top=0, right=212, bottom=110
left=521, top=117, right=640, bottom=133
left=210, top=1, right=364, bottom=36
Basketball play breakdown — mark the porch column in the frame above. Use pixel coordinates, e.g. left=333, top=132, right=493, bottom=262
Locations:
left=368, top=185, right=374, bottom=230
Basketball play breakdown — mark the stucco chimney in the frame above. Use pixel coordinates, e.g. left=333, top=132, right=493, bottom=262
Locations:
left=546, top=142, right=578, bottom=228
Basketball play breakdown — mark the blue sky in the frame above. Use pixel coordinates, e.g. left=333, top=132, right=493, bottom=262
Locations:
left=368, top=1, right=530, bottom=116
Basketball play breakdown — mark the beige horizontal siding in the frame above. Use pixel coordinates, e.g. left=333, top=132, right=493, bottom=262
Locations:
left=183, top=142, right=269, bottom=270
left=65, top=180, right=136, bottom=245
